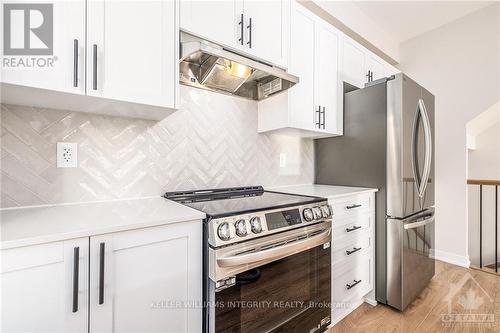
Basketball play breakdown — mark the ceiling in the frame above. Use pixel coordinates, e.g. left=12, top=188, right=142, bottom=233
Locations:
left=353, top=1, right=495, bottom=43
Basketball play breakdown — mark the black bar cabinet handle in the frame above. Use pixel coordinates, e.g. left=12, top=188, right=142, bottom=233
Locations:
left=346, top=279, right=361, bottom=290
left=99, top=242, right=105, bottom=305
left=238, top=14, right=244, bottom=45
left=315, top=105, right=321, bottom=128
left=346, top=247, right=362, bottom=256
left=322, top=106, right=326, bottom=129
left=246, top=17, right=252, bottom=48
left=366, top=71, right=371, bottom=83
left=93, top=44, right=98, bottom=90
left=73, top=39, right=78, bottom=87
left=346, top=225, right=361, bottom=233
left=346, top=204, right=362, bottom=210
left=72, top=247, right=79, bottom=312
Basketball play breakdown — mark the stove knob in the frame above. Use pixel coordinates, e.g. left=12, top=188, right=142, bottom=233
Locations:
left=321, top=205, right=332, bottom=218
left=313, top=207, right=322, bottom=220
left=303, top=208, right=314, bottom=222
left=235, top=219, right=248, bottom=237
left=249, top=216, right=263, bottom=234
left=217, top=222, right=232, bottom=241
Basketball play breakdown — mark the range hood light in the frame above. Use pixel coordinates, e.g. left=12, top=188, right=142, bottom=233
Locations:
left=224, top=60, right=252, bottom=79
left=180, top=32, right=299, bottom=101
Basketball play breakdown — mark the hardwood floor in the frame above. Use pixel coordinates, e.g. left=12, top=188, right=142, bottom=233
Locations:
left=329, top=261, right=500, bottom=333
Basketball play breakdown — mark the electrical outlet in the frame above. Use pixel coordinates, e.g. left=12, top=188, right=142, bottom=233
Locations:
left=57, top=142, right=78, bottom=168
left=279, top=153, right=287, bottom=168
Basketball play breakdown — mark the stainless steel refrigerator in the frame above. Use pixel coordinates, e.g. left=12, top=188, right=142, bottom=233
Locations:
left=315, top=73, right=435, bottom=310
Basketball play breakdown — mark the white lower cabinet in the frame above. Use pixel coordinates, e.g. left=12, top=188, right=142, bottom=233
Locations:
left=1, top=221, right=202, bottom=333
left=333, top=255, right=373, bottom=305
left=89, top=222, right=202, bottom=333
left=1, top=238, right=89, bottom=333
left=330, top=192, right=376, bottom=326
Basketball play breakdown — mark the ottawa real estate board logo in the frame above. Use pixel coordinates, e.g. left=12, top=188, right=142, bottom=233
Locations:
left=2, top=3, right=57, bottom=69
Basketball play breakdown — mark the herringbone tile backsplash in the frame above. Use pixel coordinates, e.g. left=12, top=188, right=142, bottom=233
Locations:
left=0, top=87, right=314, bottom=208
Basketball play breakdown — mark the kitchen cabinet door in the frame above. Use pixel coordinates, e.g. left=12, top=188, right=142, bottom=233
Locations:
left=314, top=21, right=340, bottom=134
left=86, top=0, right=177, bottom=108
left=1, top=238, right=89, bottom=333
left=1, top=0, right=85, bottom=95
left=386, top=63, right=401, bottom=77
left=365, top=54, right=385, bottom=82
left=288, top=3, right=315, bottom=130
left=243, top=0, right=286, bottom=66
left=342, top=38, right=366, bottom=88
left=89, top=221, right=202, bottom=333
left=180, top=0, right=242, bottom=50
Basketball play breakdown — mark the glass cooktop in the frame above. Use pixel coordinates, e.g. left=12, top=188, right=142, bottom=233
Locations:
left=164, top=186, right=323, bottom=218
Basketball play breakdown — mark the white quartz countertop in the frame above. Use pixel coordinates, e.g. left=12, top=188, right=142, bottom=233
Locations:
left=268, top=184, right=378, bottom=199
left=0, top=197, right=205, bottom=250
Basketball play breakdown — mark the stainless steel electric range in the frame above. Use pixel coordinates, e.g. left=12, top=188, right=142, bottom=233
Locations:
left=165, top=186, right=332, bottom=333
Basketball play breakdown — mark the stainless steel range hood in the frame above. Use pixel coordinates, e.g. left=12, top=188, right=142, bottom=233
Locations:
left=180, top=32, right=299, bottom=100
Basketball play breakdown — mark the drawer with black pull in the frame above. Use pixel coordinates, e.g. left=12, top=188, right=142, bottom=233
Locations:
left=332, top=231, right=372, bottom=265
left=330, top=193, right=373, bottom=219
left=332, top=213, right=373, bottom=242
left=332, top=255, right=372, bottom=304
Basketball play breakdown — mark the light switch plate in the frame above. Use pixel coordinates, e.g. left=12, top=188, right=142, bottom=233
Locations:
left=57, top=142, right=78, bottom=168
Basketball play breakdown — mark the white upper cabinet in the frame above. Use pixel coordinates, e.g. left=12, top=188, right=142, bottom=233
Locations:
left=341, top=36, right=393, bottom=88
left=288, top=5, right=315, bottom=130
left=258, top=1, right=342, bottom=138
left=179, top=0, right=288, bottom=67
left=243, top=0, right=287, bottom=66
left=1, top=238, right=89, bottom=333
left=315, top=20, right=341, bottom=134
left=386, top=63, right=401, bottom=77
left=87, top=0, right=177, bottom=108
left=1, top=0, right=86, bottom=95
left=1, top=0, right=178, bottom=120
left=365, top=53, right=385, bottom=82
left=180, top=0, right=242, bottom=50
left=342, top=38, right=366, bottom=88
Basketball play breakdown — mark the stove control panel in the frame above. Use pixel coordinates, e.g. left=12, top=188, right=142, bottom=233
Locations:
left=208, top=201, right=332, bottom=247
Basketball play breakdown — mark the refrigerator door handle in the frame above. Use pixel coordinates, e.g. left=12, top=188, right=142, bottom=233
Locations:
left=419, top=99, right=432, bottom=197
left=411, top=98, right=432, bottom=198
left=403, top=215, right=434, bottom=229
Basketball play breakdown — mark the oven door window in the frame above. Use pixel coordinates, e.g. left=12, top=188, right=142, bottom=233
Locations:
left=214, top=244, right=330, bottom=333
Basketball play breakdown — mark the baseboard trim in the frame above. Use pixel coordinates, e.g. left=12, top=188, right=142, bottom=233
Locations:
left=329, top=294, right=377, bottom=327
left=363, top=297, right=377, bottom=306
left=430, top=249, right=470, bottom=268
left=330, top=298, right=364, bottom=327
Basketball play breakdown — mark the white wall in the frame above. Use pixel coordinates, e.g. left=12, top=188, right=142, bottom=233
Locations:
left=467, top=123, right=500, bottom=266
left=468, top=123, right=500, bottom=180
left=398, top=3, right=500, bottom=265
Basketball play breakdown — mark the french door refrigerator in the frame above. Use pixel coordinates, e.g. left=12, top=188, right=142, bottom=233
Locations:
left=315, top=73, right=435, bottom=310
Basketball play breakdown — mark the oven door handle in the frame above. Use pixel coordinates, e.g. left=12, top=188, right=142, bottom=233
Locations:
left=217, top=228, right=331, bottom=268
